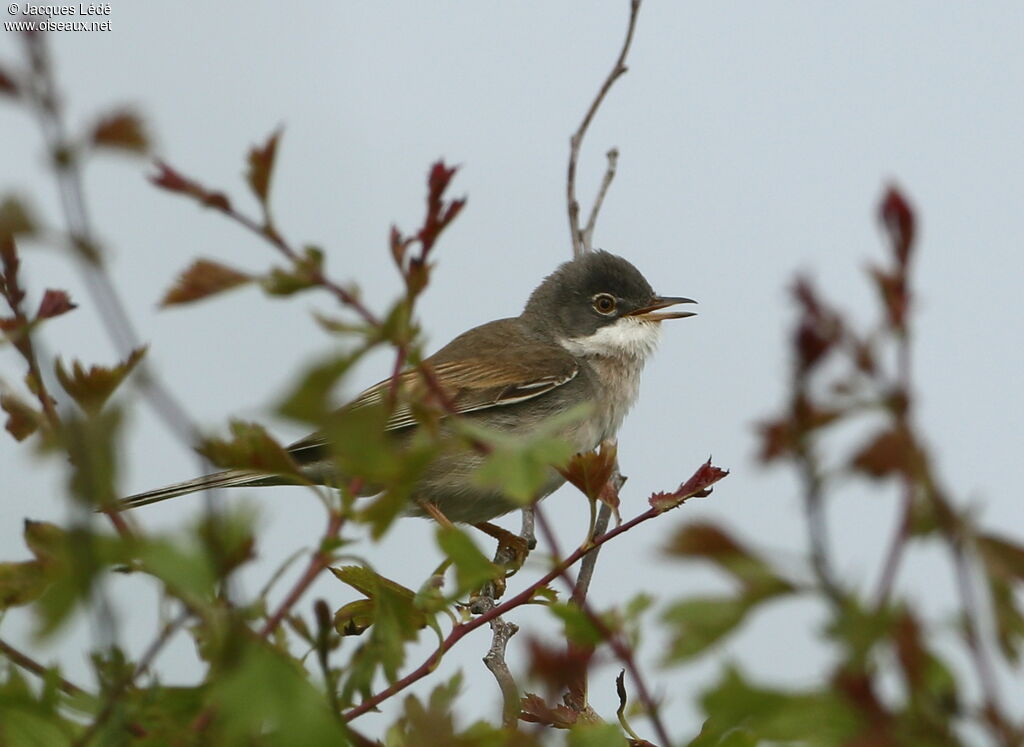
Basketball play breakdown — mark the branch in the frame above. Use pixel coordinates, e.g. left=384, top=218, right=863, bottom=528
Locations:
left=342, top=495, right=688, bottom=723
left=206, top=204, right=380, bottom=328
left=566, top=0, right=642, bottom=256
left=72, top=609, right=191, bottom=746
left=579, top=148, right=620, bottom=251
left=258, top=510, right=344, bottom=639
left=482, top=616, right=520, bottom=728
left=0, top=637, right=85, bottom=696
left=534, top=506, right=671, bottom=747
left=20, top=33, right=202, bottom=450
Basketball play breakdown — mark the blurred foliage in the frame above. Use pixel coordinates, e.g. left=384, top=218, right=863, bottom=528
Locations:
left=1, top=25, right=1022, bottom=747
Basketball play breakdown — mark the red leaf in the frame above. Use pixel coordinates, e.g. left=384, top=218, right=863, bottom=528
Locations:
left=868, top=265, right=909, bottom=332
left=850, top=428, right=914, bottom=479
left=559, top=442, right=618, bottom=506
left=519, top=693, right=579, bottom=728
left=35, top=289, right=76, bottom=319
left=246, top=129, right=282, bottom=205
left=0, top=66, right=18, bottom=97
left=879, top=186, right=915, bottom=268
left=416, top=160, right=464, bottom=255
left=161, top=259, right=252, bottom=307
left=894, top=611, right=926, bottom=692
left=526, top=637, right=594, bottom=697
left=150, top=161, right=232, bottom=212
left=649, top=458, right=729, bottom=513
left=91, top=110, right=149, bottom=153
left=791, top=276, right=842, bottom=375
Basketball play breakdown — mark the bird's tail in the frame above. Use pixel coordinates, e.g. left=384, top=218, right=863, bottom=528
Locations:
left=118, top=469, right=273, bottom=509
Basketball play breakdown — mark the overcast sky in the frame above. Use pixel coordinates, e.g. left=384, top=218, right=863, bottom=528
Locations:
left=3, top=1, right=1023, bottom=739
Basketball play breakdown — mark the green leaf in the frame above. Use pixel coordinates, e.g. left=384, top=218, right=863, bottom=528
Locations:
left=61, top=407, right=123, bottom=508
left=436, top=526, right=501, bottom=594
left=209, top=639, right=347, bottom=745
left=275, top=349, right=367, bottom=424
left=0, top=196, right=36, bottom=238
left=693, top=666, right=861, bottom=746
left=54, top=346, right=147, bottom=414
left=1, top=393, right=41, bottom=441
left=549, top=603, right=605, bottom=647
left=260, top=246, right=323, bottom=296
left=333, top=598, right=375, bottom=636
left=567, top=722, right=626, bottom=747
left=197, top=420, right=301, bottom=477
left=662, top=596, right=753, bottom=663
left=135, top=538, right=217, bottom=608
left=0, top=561, right=48, bottom=608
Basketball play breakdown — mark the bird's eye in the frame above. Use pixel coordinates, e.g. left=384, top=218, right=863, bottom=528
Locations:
left=592, top=293, right=617, bottom=315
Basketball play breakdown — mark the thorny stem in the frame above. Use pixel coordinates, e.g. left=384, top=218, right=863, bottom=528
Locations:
left=534, top=506, right=671, bottom=747
left=566, top=0, right=642, bottom=256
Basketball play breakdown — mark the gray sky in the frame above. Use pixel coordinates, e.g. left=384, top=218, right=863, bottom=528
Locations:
left=3, top=1, right=1023, bottom=739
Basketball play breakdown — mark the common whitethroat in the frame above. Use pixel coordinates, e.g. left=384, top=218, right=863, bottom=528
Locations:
left=120, top=251, right=695, bottom=523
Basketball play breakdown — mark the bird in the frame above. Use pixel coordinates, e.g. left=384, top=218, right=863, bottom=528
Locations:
left=119, top=251, right=695, bottom=524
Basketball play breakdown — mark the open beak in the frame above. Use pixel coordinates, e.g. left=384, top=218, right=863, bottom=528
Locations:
left=627, top=296, right=698, bottom=321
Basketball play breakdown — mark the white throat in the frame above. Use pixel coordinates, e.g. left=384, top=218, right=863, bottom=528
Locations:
left=557, top=317, right=662, bottom=445
left=558, top=316, right=663, bottom=361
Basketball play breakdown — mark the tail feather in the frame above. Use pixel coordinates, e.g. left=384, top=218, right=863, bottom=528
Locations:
left=119, top=469, right=271, bottom=509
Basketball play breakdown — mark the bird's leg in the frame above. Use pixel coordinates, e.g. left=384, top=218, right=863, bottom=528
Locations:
left=417, top=499, right=456, bottom=529
left=473, top=521, right=532, bottom=593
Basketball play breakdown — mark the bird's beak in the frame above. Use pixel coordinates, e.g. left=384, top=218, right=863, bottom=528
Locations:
left=627, top=296, right=698, bottom=321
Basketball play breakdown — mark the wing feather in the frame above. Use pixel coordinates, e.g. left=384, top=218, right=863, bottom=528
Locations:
left=287, top=320, right=578, bottom=459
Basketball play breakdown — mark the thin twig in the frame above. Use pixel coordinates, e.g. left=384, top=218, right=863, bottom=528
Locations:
left=0, top=637, right=85, bottom=696
left=571, top=465, right=624, bottom=606
left=72, top=609, right=191, bottom=746
left=258, top=511, right=344, bottom=639
left=799, top=450, right=844, bottom=608
left=212, top=207, right=380, bottom=328
left=566, top=0, right=642, bottom=256
left=21, top=33, right=201, bottom=449
left=483, top=617, right=520, bottom=728
left=342, top=494, right=689, bottom=723
left=534, top=506, right=670, bottom=747
left=580, top=149, right=620, bottom=250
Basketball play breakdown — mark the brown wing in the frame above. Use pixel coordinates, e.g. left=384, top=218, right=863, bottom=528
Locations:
left=286, top=318, right=578, bottom=456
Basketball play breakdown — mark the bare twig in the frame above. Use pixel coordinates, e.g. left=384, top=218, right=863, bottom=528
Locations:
left=571, top=464, right=625, bottom=606
left=799, top=455, right=844, bottom=608
left=566, top=0, right=642, bottom=256
left=0, top=637, right=85, bottom=696
left=579, top=149, right=620, bottom=251
left=483, top=617, right=520, bottom=728
left=534, top=505, right=670, bottom=747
